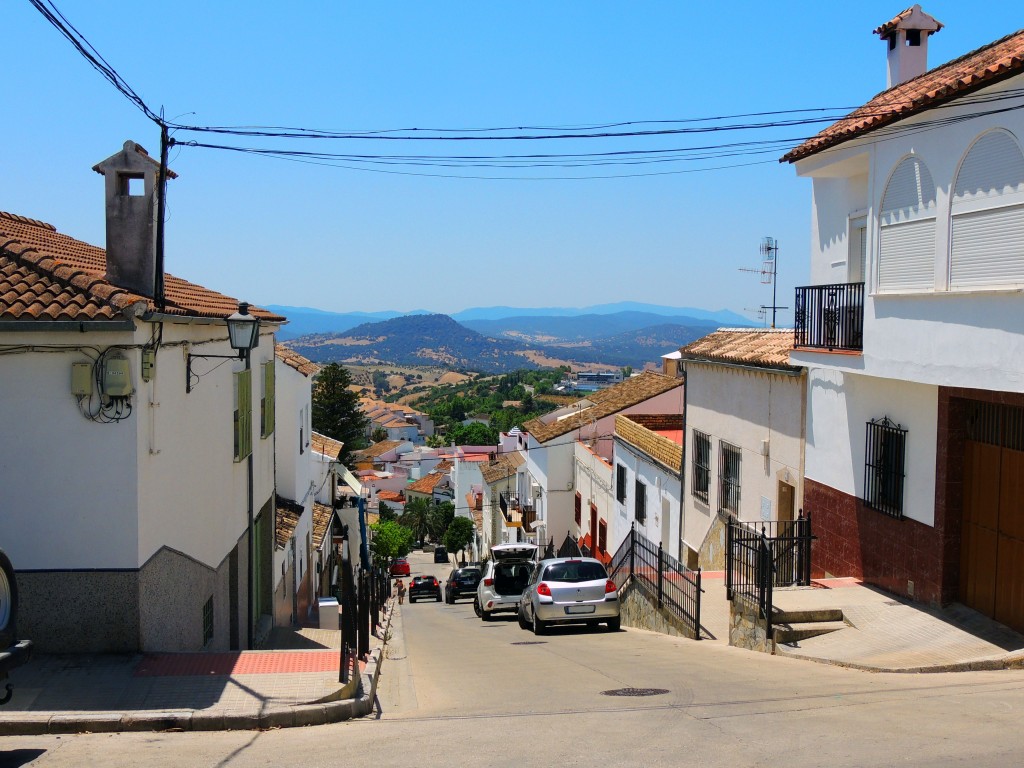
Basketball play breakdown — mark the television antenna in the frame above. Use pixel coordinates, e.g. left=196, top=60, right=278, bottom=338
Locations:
left=739, top=236, right=787, bottom=328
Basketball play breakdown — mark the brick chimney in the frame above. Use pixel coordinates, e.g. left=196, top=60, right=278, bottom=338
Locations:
left=875, top=5, right=943, bottom=88
left=92, top=141, right=176, bottom=297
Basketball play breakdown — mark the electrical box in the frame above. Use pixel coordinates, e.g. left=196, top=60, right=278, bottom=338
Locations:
left=102, top=354, right=133, bottom=397
left=141, top=348, right=155, bottom=382
left=71, top=362, right=92, bottom=396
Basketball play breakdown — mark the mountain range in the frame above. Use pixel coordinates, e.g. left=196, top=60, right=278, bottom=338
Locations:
left=267, top=302, right=749, bottom=341
left=281, top=308, right=750, bottom=373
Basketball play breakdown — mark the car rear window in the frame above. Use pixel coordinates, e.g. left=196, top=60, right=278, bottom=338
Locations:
left=460, top=568, right=481, bottom=577
left=543, top=562, right=608, bottom=583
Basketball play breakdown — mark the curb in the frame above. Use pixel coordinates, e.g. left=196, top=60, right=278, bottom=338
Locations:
left=0, top=601, right=395, bottom=735
left=775, top=645, right=1024, bottom=674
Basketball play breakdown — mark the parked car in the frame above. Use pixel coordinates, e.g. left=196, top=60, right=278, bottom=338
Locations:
left=390, top=557, right=410, bottom=577
left=477, top=543, right=538, bottom=621
left=518, top=557, right=620, bottom=634
left=445, top=566, right=482, bottom=603
left=1, top=548, right=32, bottom=705
left=408, top=575, right=442, bottom=602
left=433, top=546, right=449, bottom=564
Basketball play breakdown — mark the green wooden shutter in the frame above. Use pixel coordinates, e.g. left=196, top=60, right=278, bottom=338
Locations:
left=261, top=361, right=276, bottom=438
left=235, top=369, right=252, bottom=462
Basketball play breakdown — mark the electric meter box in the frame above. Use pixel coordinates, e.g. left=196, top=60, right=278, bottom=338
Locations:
left=103, top=355, right=133, bottom=397
left=71, top=362, right=93, bottom=396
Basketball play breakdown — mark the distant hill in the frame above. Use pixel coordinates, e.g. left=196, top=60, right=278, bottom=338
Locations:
left=264, top=302, right=752, bottom=339
left=572, top=324, right=714, bottom=367
left=285, top=314, right=534, bottom=373
left=461, top=311, right=723, bottom=342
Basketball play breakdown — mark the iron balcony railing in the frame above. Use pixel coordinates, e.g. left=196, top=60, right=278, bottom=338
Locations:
left=794, top=282, right=864, bottom=352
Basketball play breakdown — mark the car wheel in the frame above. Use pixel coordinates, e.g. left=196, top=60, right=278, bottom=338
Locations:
left=607, top=616, right=621, bottom=631
left=517, top=606, right=529, bottom=630
left=532, top=611, right=546, bottom=636
left=435, top=593, right=441, bottom=602
left=409, top=597, right=415, bottom=604
left=0, top=549, right=18, bottom=649
left=481, top=608, right=492, bottom=622
left=473, top=598, right=482, bottom=617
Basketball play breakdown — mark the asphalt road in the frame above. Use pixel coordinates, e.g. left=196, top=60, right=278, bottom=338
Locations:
left=3, top=549, right=1024, bottom=767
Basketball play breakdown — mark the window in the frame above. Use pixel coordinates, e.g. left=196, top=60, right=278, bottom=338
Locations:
left=849, top=215, right=867, bottom=283
left=616, top=464, right=627, bottom=504
left=299, top=407, right=305, bottom=455
left=718, top=441, right=741, bottom=515
left=877, top=156, right=937, bottom=292
left=233, top=369, right=252, bottom=462
left=598, top=519, right=607, bottom=554
left=260, top=361, right=275, bottom=438
left=692, top=430, right=711, bottom=505
left=635, top=479, right=646, bottom=525
left=864, top=417, right=907, bottom=518
left=950, top=130, right=1024, bottom=289
left=574, top=492, right=582, bottom=527
left=202, top=596, right=214, bottom=646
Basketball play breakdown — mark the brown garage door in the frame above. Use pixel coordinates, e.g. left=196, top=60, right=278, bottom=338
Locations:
left=961, top=402, right=1024, bottom=633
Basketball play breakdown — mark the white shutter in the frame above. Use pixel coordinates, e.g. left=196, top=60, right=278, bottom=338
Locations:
left=953, top=131, right=1024, bottom=205
left=950, top=203, right=1024, bottom=288
left=880, top=157, right=937, bottom=225
left=878, top=219, right=935, bottom=292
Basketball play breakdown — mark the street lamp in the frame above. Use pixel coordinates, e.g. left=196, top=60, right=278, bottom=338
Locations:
left=226, top=302, right=260, bottom=358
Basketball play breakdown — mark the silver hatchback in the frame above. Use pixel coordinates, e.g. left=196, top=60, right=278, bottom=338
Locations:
left=518, top=557, right=620, bottom=634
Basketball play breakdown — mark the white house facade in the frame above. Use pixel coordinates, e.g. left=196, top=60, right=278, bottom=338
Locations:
left=784, top=9, right=1024, bottom=631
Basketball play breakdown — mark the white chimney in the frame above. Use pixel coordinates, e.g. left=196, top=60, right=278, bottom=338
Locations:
left=874, top=5, right=943, bottom=88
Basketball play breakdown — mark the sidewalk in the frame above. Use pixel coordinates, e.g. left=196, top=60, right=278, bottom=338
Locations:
left=690, top=572, right=1024, bottom=672
left=0, top=609, right=392, bottom=736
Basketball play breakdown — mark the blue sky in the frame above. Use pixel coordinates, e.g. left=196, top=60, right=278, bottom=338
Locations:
left=4, top=2, right=1022, bottom=324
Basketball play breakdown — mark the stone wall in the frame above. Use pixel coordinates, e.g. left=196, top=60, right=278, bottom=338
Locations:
left=620, top=581, right=697, bottom=639
left=698, top=510, right=730, bottom=570
left=729, top=596, right=773, bottom=654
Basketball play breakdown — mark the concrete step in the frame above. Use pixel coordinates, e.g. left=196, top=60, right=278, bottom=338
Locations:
left=773, top=620, right=848, bottom=645
left=772, top=607, right=844, bottom=624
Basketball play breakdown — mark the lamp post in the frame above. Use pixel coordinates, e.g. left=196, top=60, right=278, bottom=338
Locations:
left=226, top=302, right=260, bottom=649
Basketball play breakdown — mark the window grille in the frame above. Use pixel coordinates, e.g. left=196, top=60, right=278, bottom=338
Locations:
left=635, top=479, right=646, bottom=525
left=574, top=492, right=582, bottom=527
left=616, top=464, right=627, bottom=503
left=202, top=596, right=214, bottom=646
left=864, top=417, right=907, bottom=518
left=718, top=441, right=741, bottom=515
left=692, top=430, right=711, bottom=504
left=598, top=520, right=608, bottom=554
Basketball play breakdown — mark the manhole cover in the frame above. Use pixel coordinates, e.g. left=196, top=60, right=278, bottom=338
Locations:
left=600, top=687, right=669, bottom=697
left=511, top=641, right=547, bottom=645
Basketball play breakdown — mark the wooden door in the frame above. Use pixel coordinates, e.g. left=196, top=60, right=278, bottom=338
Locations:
left=995, top=448, right=1024, bottom=631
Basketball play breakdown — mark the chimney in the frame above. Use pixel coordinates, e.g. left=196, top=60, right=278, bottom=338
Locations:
left=874, top=5, right=943, bottom=88
left=92, top=141, right=177, bottom=297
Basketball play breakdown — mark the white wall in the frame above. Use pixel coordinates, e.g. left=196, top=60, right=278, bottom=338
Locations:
left=805, top=369, right=937, bottom=527
left=794, top=75, right=1024, bottom=394
left=613, top=440, right=682, bottom=559
left=573, top=441, right=614, bottom=551
left=0, top=328, right=139, bottom=569
left=681, top=363, right=805, bottom=555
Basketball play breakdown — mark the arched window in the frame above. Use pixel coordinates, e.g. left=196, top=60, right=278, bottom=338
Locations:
left=950, top=130, right=1024, bottom=289
left=877, top=156, right=937, bottom=292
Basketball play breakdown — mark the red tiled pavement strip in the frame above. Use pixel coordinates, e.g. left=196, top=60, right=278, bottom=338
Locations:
left=134, top=651, right=365, bottom=677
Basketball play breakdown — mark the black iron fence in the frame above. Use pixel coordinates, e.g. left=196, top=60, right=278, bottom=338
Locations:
left=540, top=531, right=584, bottom=559
left=726, top=513, right=813, bottom=637
left=608, top=525, right=702, bottom=640
left=794, top=282, right=864, bottom=351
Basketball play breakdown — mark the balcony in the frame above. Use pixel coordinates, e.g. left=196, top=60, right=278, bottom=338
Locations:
left=794, top=282, right=864, bottom=352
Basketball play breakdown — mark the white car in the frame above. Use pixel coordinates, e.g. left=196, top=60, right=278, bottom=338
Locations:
left=518, top=557, right=620, bottom=634
left=476, top=543, right=538, bottom=621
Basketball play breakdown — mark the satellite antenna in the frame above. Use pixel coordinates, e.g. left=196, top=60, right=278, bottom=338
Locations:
left=739, top=236, right=787, bottom=328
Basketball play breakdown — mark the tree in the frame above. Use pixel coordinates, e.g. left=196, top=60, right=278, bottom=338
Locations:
left=447, top=421, right=498, bottom=446
left=371, top=426, right=388, bottom=443
left=443, top=516, right=475, bottom=564
left=369, top=519, right=414, bottom=564
left=427, top=501, right=455, bottom=542
left=312, top=363, right=368, bottom=464
left=378, top=501, right=397, bottom=522
left=400, top=497, right=431, bottom=545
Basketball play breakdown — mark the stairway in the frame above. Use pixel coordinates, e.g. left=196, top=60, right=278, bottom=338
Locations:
left=771, top=607, right=847, bottom=646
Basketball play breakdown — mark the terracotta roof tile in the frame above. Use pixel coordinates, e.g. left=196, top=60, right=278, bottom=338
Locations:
left=873, top=6, right=943, bottom=38
left=522, top=372, right=683, bottom=444
left=0, top=211, right=284, bottom=324
left=354, top=439, right=404, bottom=459
left=312, top=503, right=334, bottom=550
left=275, top=498, right=305, bottom=550
left=311, top=431, right=344, bottom=460
left=407, top=472, right=448, bottom=495
left=275, top=344, right=319, bottom=377
left=480, top=452, right=525, bottom=485
left=678, top=328, right=797, bottom=369
left=783, top=29, right=1024, bottom=163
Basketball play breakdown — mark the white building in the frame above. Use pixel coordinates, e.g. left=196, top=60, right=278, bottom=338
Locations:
left=784, top=8, right=1024, bottom=631
left=676, top=329, right=805, bottom=570
left=573, top=440, right=614, bottom=561
left=522, top=372, right=685, bottom=549
left=0, top=142, right=283, bottom=652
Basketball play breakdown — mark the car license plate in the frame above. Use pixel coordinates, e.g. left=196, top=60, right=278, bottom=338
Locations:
left=565, top=605, right=595, bottom=614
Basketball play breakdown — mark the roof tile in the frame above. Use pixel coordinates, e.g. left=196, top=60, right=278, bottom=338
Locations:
left=678, top=328, right=797, bottom=369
